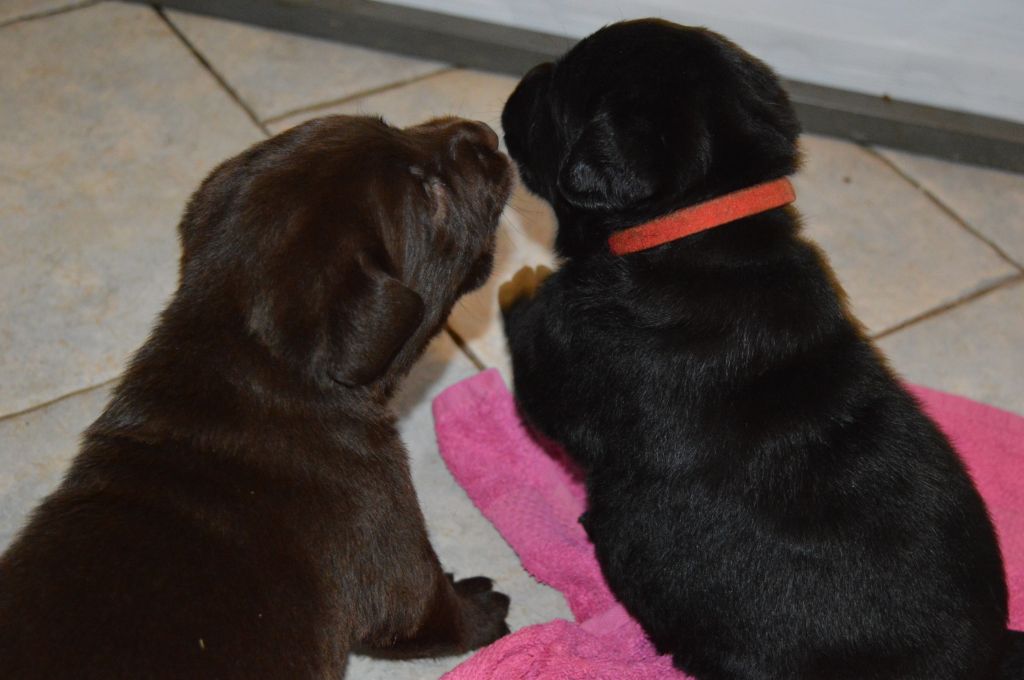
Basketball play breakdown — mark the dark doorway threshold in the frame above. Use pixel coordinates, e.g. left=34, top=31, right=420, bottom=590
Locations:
left=138, top=0, right=1024, bottom=174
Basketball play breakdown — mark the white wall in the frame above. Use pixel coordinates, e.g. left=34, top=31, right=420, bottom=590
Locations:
left=384, top=0, right=1024, bottom=123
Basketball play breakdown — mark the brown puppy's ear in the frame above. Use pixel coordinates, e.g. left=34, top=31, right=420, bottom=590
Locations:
left=556, top=108, right=666, bottom=211
left=327, top=257, right=425, bottom=387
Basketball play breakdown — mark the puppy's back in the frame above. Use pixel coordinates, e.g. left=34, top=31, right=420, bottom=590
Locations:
left=0, top=426, right=353, bottom=679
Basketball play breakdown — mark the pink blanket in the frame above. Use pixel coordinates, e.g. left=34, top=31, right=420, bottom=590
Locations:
left=433, top=369, right=1023, bottom=679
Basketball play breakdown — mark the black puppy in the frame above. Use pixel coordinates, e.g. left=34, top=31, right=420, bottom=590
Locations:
left=499, top=19, right=1023, bottom=680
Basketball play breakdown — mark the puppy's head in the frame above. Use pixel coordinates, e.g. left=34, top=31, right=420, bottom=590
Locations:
left=501, top=20, right=800, bottom=257
left=176, top=115, right=512, bottom=391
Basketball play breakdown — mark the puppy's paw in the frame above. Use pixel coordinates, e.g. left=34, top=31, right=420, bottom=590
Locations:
left=498, top=265, right=553, bottom=312
left=453, top=575, right=498, bottom=596
left=454, top=576, right=511, bottom=650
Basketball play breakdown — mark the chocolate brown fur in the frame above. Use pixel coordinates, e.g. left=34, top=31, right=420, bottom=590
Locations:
left=0, top=115, right=513, bottom=679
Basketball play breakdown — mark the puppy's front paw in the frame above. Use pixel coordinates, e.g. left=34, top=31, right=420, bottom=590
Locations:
left=454, top=576, right=511, bottom=650
left=498, top=265, right=553, bottom=312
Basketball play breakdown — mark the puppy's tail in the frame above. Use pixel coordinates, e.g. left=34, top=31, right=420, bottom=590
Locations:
left=996, top=629, right=1024, bottom=679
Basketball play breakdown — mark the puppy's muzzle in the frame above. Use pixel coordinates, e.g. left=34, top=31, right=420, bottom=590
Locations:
left=411, top=117, right=514, bottom=221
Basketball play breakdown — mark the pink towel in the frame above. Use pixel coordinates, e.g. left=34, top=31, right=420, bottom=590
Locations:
left=433, top=369, right=1023, bottom=679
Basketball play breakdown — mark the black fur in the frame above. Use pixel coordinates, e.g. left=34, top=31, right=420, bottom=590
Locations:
left=501, top=19, right=1023, bottom=679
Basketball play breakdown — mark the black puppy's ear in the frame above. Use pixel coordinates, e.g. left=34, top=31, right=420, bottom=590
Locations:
left=327, top=257, right=425, bottom=387
left=556, top=108, right=665, bottom=211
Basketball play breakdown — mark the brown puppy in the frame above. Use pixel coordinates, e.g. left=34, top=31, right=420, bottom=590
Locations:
left=0, top=115, right=513, bottom=679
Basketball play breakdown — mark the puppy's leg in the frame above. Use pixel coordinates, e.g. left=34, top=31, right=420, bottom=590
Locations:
left=359, top=569, right=509, bottom=659
left=500, top=268, right=597, bottom=460
left=500, top=265, right=556, bottom=362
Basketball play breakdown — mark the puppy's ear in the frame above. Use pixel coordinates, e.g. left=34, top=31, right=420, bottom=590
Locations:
left=557, top=108, right=665, bottom=211
left=250, top=252, right=424, bottom=388
left=327, top=257, right=425, bottom=387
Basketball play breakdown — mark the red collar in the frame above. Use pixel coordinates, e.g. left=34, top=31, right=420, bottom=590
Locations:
left=607, top=178, right=796, bottom=255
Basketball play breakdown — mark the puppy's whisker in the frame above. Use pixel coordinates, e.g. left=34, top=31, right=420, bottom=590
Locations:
left=452, top=300, right=492, bottom=326
left=505, top=200, right=550, bottom=218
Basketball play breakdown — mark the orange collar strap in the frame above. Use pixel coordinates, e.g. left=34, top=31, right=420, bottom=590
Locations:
left=607, top=178, right=796, bottom=255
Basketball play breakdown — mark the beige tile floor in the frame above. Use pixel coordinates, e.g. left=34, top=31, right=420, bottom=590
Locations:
left=1, top=1, right=1022, bottom=676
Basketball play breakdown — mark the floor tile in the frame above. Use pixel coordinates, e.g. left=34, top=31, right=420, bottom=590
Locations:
left=166, top=9, right=445, bottom=123
left=877, top=148, right=1024, bottom=268
left=878, top=280, right=1024, bottom=416
left=0, top=382, right=111, bottom=549
left=794, top=135, right=1017, bottom=335
left=0, top=2, right=264, bottom=417
left=0, top=0, right=84, bottom=25
left=269, top=69, right=559, bottom=377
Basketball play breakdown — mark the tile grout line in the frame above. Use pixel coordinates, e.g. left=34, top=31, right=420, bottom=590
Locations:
left=261, top=67, right=458, bottom=127
left=444, top=326, right=487, bottom=372
left=871, top=273, right=1023, bottom=341
left=0, top=0, right=99, bottom=29
left=154, top=6, right=271, bottom=138
left=862, top=145, right=1024, bottom=274
left=0, top=377, right=120, bottom=425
